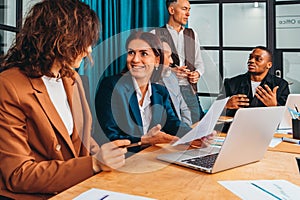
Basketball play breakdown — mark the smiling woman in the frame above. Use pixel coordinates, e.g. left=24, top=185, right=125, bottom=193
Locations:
left=126, top=39, right=159, bottom=86
left=95, top=31, right=192, bottom=152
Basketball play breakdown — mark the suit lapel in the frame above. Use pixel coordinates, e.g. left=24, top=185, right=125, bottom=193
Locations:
left=30, top=77, right=77, bottom=157
left=149, top=84, right=164, bottom=129
left=123, top=76, right=143, bottom=127
left=63, top=76, right=82, bottom=156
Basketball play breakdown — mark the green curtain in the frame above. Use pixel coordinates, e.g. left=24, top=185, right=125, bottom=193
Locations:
left=78, top=0, right=168, bottom=139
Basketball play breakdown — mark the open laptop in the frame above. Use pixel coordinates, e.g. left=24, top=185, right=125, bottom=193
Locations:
left=157, top=106, right=285, bottom=173
left=278, top=94, right=300, bottom=129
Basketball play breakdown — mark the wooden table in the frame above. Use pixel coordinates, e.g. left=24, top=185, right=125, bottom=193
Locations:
left=269, top=133, right=300, bottom=154
left=51, top=143, right=300, bottom=200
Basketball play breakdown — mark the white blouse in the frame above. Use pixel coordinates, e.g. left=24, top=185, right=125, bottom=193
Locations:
left=42, top=76, right=74, bottom=135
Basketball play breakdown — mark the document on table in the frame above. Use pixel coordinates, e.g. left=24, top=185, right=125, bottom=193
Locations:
left=269, top=137, right=282, bottom=148
left=276, top=128, right=293, bottom=134
left=73, top=188, right=156, bottom=200
left=172, top=97, right=229, bottom=146
left=219, top=180, right=300, bottom=200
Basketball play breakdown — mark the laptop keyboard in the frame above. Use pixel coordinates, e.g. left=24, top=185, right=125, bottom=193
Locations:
left=181, top=153, right=219, bottom=169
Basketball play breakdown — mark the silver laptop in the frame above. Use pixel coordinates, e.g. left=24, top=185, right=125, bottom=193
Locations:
left=157, top=106, right=285, bottom=173
left=278, top=94, right=300, bottom=129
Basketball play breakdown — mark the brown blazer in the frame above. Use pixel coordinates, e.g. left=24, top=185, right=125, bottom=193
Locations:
left=0, top=68, right=99, bottom=199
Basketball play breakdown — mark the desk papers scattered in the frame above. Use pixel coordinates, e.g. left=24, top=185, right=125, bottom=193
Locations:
left=219, top=180, right=300, bottom=200
left=172, top=98, right=229, bottom=146
left=73, top=188, right=155, bottom=200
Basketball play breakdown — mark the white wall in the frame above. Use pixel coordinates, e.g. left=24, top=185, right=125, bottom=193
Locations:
left=23, top=0, right=40, bottom=20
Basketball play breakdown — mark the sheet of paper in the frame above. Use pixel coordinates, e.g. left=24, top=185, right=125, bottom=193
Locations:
left=276, top=128, right=293, bottom=134
left=73, top=188, right=156, bottom=200
left=219, top=180, right=300, bottom=200
left=269, top=137, right=282, bottom=148
left=172, top=97, right=229, bottom=146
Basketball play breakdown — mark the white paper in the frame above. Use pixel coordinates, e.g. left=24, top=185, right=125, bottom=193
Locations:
left=173, top=98, right=229, bottom=146
left=73, top=188, right=156, bottom=200
left=269, top=137, right=282, bottom=148
left=276, top=128, right=293, bottom=134
left=219, top=180, right=300, bottom=200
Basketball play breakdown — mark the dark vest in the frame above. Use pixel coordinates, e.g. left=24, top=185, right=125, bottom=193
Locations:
left=155, top=25, right=197, bottom=91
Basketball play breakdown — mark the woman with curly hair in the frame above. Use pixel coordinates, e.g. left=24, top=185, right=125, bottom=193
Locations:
left=0, top=0, right=129, bottom=199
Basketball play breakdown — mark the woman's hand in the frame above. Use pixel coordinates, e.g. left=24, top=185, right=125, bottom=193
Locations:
left=141, top=124, right=179, bottom=145
left=92, top=139, right=130, bottom=173
left=190, top=131, right=217, bottom=148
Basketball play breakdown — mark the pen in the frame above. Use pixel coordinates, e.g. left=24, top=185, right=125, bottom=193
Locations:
left=288, top=107, right=297, bottom=119
left=296, top=157, right=300, bottom=173
left=281, top=137, right=300, bottom=144
left=99, top=194, right=109, bottom=200
left=120, top=142, right=142, bottom=148
left=295, top=104, right=299, bottom=112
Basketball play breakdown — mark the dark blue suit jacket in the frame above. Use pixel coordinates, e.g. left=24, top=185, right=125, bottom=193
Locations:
left=95, top=74, right=191, bottom=144
left=219, top=72, right=290, bottom=117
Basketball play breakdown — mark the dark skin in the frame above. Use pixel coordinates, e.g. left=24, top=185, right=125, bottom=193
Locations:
left=226, top=48, right=278, bottom=109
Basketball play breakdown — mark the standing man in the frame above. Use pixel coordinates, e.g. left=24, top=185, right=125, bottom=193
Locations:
left=219, top=46, right=290, bottom=117
left=152, top=0, right=205, bottom=124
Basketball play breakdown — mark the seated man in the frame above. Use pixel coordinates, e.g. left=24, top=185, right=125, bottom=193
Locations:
left=219, top=46, right=290, bottom=119
left=158, top=39, right=192, bottom=126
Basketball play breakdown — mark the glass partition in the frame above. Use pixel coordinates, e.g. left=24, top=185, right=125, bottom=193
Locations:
left=283, top=52, right=300, bottom=93
left=223, top=50, right=250, bottom=79
left=276, top=4, right=300, bottom=48
left=189, top=4, right=219, bottom=46
left=223, top=3, right=266, bottom=47
left=0, top=30, right=15, bottom=54
left=0, top=0, right=16, bottom=27
left=197, top=50, right=220, bottom=94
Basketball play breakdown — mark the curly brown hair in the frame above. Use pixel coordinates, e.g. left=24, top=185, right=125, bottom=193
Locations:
left=0, top=0, right=100, bottom=78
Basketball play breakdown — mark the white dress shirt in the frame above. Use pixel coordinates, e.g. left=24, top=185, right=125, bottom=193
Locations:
left=165, top=24, right=205, bottom=85
left=132, top=77, right=152, bottom=135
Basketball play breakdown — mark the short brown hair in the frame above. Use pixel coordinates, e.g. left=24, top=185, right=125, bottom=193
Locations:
left=166, top=0, right=178, bottom=8
left=1, top=0, right=100, bottom=78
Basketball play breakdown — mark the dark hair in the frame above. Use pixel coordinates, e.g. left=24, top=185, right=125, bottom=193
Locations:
left=166, top=0, right=178, bottom=8
left=0, top=0, right=100, bottom=78
left=254, top=46, right=273, bottom=62
left=124, top=31, right=164, bottom=83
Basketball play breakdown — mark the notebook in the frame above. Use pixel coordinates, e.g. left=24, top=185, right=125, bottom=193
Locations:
left=278, top=94, right=300, bottom=129
left=157, top=106, right=285, bottom=173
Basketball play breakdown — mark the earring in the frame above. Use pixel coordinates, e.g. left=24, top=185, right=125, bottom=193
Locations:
left=155, top=66, right=159, bottom=71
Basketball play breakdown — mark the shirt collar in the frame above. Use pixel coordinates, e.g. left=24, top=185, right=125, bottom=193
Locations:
left=166, top=23, right=185, bottom=32
left=131, top=77, right=152, bottom=104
